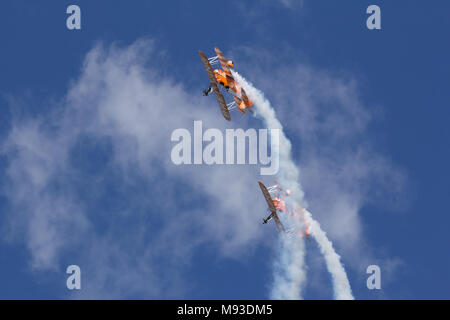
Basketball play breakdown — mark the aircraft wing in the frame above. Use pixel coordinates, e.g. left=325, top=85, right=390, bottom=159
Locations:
left=258, top=181, right=277, bottom=213
left=272, top=214, right=285, bottom=233
left=199, top=51, right=231, bottom=121
left=231, top=92, right=242, bottom=107
left=214, top=47, right=233, bottom=78
left=239, top=88, right=253, bottom=114
left=231, top=92, right=245, bottom=114
left=258, top=181, right=286, bottom=233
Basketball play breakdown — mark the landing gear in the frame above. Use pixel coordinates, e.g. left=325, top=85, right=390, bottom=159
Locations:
left=203, top=86, right=212, bottom=96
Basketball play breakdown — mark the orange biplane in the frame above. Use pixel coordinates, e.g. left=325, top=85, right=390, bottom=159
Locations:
left=258, top=181, right=286, bottom=233
left=259, top=179, right=311, bottom=240
left=199, top=47, right=254, bottom=121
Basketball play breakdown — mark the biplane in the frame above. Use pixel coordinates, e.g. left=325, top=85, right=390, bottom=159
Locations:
left=258, top=181, right=286, bottom=233
left=199, top=47, right=254, bottom=121
left=260, top=179, right=311, bottom=240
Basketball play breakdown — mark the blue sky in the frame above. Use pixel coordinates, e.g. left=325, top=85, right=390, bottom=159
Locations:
left=0, top=0, right=449, bottom=299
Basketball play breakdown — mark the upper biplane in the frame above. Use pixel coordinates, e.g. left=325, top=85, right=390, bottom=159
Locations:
left=258, top=181, right=286, bottom=233
left=199, top=47, right=254, bottom=121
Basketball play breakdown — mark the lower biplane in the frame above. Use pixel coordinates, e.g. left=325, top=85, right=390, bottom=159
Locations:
left=258, top=181, right=286, bottom=233
left=199, top=47, right=254, bottom=121
left=259, top=179, right=311, bottom=240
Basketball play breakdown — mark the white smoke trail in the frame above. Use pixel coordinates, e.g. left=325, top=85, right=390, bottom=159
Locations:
left=303, top=209, right=354, bottom=300
left=270, top=234, right=306, bottom=299
left=232, top=71, right=308, bottom=299
left=232, top=71, right=354, bottom=300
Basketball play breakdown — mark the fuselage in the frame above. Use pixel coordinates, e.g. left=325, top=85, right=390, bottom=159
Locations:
left=213, top=69, right=253, bottom=110
left=214, top=69, right=235, bottom=90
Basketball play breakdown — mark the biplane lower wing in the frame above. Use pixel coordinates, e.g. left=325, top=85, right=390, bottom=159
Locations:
left=240, top=88, right=254, bottom=114
left=241, top=88, right=250, bottom=106
left=212, top=85, right=231, bottom=121
left=231, top=92, right=245, bottom=115
left=199, top=51, right=231, bottom=121
left=259, top=181, right=277, bottom=213
left=258, top=181, right=286, bottom=233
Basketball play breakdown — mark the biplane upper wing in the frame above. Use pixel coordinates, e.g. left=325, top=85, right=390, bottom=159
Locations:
left=199, top=51, right=231, bottom=121
left=259, top=181, right=277, bottom=213
left=258, top=181, right=285, bottom=233
left=214, top=47, right=233, bottom=78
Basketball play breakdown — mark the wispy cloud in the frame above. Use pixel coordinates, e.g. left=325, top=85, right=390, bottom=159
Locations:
left=1, top=40, right=272, bottom=298
left=1, top=40, right=408, bottom=298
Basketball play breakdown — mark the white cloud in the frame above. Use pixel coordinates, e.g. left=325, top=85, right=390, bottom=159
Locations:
left=1, top=40, right=273, bottom=298
left=1, top=40, right=408, bottom=298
